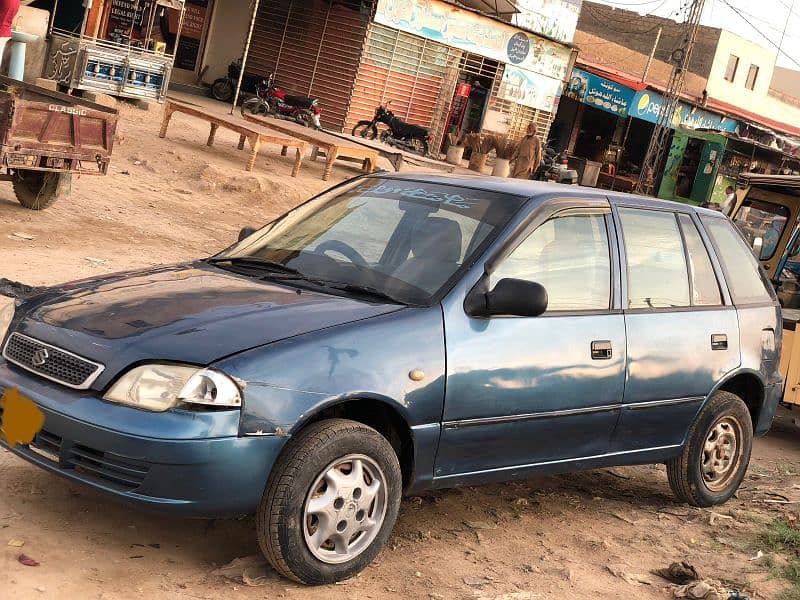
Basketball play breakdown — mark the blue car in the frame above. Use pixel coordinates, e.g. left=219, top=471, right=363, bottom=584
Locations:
left=0, top=174, right=783, bottom=584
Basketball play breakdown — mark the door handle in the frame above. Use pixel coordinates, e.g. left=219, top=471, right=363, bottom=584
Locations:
left=711, top=334, right=728, bottom=351
left=591, top=340, right=613, bottom=360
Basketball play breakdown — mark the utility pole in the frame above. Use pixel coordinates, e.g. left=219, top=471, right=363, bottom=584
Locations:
left=636, top=0, right=707, bottom=196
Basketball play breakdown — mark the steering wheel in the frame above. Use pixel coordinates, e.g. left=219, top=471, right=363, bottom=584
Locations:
left=314, top=240, right=368, bottom=267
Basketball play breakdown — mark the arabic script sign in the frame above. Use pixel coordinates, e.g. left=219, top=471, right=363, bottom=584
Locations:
left=630, top=90, right=738, bottom=133
left=374, top=0, right=572, bottom=81
left=498, top=65, right=563, bottom=112
left=564, top=68, right=634, bottom=116
left=512, top=0, right=583, bottom=45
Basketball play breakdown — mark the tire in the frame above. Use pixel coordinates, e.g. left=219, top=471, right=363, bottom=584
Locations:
left=211, top=78, right=234, bottom=102
left=241, top=97, right=265, bottom=117
left=257, top=419, right=402, bottom=585
left=352, top=122, right=378, bottom=140
left=413, top=137, right=430, bottom=157
left=13, top=171, right=71, bottom=210
left=667, top=391, right=753, bottom=507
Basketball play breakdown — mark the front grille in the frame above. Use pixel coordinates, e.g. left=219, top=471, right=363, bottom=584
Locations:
left=65, top=444, right=149, bottom=491
left=2, top=333, right=104, bottom=389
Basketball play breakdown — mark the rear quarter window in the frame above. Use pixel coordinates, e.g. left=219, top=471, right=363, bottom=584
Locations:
left=701, top=216, right=774, bottom=305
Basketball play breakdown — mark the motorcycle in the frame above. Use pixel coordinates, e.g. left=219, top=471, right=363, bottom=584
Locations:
left=534, top=146, right=578, bottom=184
left=210, top=60, right=260, bottom=103
left=352, top=102, right=430, bottom=156
left=240, top=73, right=322, bottom=130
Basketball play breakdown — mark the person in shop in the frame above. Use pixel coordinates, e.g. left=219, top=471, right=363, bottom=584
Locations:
left=0, top=0, right=19, bottom=67
left=511, top=123, right=543, bottom=179
left=721, top=186, right=737, bottom=215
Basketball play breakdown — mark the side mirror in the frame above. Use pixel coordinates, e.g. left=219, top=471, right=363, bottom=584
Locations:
left=238, top=226, right=258, bottom=242
left=465, top=278, right=548, bottom=318
left=753, top=236, right=764, bottom=258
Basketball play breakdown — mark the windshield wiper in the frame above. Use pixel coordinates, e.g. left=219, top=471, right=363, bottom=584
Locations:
left=207, top=256, right=305, bottom=278
left=317, top=282, right=406, bottom=305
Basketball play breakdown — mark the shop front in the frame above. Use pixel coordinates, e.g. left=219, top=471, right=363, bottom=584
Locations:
left=232, top=0, right=574, bottom=147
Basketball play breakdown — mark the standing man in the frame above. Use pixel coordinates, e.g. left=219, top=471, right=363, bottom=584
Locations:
left=0, top=0, right=19, bottom=69
left=511, top=123, right=543, bottom=180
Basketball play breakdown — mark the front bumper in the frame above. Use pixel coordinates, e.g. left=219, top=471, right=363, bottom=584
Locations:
left=0, top=364, right=287, bottom=517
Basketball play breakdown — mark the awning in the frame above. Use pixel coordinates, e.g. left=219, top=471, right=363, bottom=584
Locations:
left=706, top=97, right=800, bottom=138
left=578, top=63, right=648, bottom=92
left=739, top=173, right=800, bottom=188
left=456, top=0, right=520, bottom=15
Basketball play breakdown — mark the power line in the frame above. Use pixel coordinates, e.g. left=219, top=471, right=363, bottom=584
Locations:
left=719, top=0, right=800, bottom=69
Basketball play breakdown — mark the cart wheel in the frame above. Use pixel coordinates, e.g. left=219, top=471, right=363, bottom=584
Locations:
left=13, top=171, right=71, bottom=210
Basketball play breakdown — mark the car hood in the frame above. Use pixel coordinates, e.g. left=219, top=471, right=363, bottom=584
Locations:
left=12, top=263, right=402, bottom=389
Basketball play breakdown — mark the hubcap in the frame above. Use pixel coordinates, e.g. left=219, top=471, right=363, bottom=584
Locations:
left=701, top=416, right=742, bottom=492
left=303, top=454, right=387, bottom=564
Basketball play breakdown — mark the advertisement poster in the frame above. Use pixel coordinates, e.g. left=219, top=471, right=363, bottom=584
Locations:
left=564, top=68, right=635, bottom=116
left=374, top=0, right=572, bottom=81
left=104, top=0, right=210, bottom=72
left=630, top=90, right=738, bottom=133
left=497, top=65, right=563, bottom=112
left=511, top=0, right=583, bottom=45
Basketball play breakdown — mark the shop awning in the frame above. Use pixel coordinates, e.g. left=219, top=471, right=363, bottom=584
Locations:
left=578, top=63, right=648, bottom=92
left=706, top=97, right=800, bottom=138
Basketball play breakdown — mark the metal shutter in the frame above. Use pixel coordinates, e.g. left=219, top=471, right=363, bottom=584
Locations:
left=346, top=24, right=461, bottom=140
left=247, top=0, right=373, bottom=131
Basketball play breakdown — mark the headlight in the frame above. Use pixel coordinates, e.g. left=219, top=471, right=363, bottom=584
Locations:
left=0, top=295, right=14, bottom=344
left=103, top=364, right=242, bottom=412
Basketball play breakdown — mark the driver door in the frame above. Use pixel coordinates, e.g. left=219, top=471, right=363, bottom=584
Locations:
left=435, top=204, right=626, bottom=482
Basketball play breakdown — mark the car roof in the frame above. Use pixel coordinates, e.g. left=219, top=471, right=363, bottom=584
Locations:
left=370, top=172, right=717, bottom=215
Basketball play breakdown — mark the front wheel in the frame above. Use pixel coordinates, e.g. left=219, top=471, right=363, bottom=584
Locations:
left=241, top=97, right=267, bottom=117
left=257, top=419, right=401, bottom=584
left=412, top=137, right=430, bottom=157
left=13, top=171, right=71, bottom=210
left=667, top=391, right=753, bottom=507
left=352, top=122, right=378, bottom=140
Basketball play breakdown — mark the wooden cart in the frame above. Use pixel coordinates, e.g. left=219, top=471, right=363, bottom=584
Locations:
left=0, top=76, right=118, bottom=210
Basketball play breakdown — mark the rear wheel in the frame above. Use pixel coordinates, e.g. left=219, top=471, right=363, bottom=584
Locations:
left=241, top=97, right=267, bottom=117
left=667, top=391, right=753, bottom=507
left=257, top=419, right=401, bottom=585
left=210, top=78, right=234, bottom=102
left=13, top=171, right=71, bottom=210
left=412, top=137, right=430, bottom=157
left=352, top=122, right=378, bottom=140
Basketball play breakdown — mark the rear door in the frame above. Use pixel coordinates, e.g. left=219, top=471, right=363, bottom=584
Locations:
left=611, top=203, right=740, bottom=452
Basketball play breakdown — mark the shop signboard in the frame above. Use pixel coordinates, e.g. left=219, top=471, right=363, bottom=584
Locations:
left=498, top=65, right=563, bottom=112
left=511, top=0, right=583, bottom=45
left=374, top=0, right=572, bottom=82
left=564, top=68, right=634, bottom=117
left=629, top=90, right=738, bottom=133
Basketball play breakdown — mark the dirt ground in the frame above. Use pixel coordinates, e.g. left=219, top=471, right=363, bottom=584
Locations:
left=2, top=98, right=800, bottom=600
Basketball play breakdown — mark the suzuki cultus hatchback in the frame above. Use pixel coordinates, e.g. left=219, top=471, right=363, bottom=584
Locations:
left=0, top=175, right=782, bottom=584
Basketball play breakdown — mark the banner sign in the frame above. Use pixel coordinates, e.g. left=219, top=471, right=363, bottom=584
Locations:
left=511, top=0, right=583, bottom=45
left=374, top=0, right=572, bottom=82
left=498, top=65, right=563, bottom=112
left=630, top=90, right=739, bottom=133
left=564, top=68, right=634, bottom=116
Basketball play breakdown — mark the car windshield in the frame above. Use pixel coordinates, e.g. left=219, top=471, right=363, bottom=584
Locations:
left=732, top=197, right=790, bottom=260
left=212, top=178, right=527, bottom=305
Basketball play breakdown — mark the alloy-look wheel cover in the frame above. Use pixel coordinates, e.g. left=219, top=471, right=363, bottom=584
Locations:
left=302, top=454, right=388, bottom=564
left=701, top=416, right=743, bottom=492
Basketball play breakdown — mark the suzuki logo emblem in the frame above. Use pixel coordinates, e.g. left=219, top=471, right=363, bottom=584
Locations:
left=31, top=348, right=49, bottom=367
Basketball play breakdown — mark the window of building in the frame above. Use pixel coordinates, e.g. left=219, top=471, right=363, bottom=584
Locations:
left=618, top=208, right=690, bottom=309
left=745, top=64, right=760, bottom=90
left=724, top=54, right=740, bottom=82
left=490, top=214, right=612, bottom=311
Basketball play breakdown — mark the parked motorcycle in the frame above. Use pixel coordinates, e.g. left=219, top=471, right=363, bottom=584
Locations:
left=240, top=73, right=322, bottom=129
left=210, top=60, right=260, bottom=103
left=352, top=102, right=430, bottom=156
left=534, top=146, right=578, bottom=184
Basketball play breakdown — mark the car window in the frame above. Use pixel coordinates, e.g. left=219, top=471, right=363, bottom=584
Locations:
left=490, top=214, right=611, bottom=311
left=618, top=208, right=690, bottom=309
left=701, top=216, right=773, bottom=305
left=732, top=199, right=789, bottom=260
left=677, top=214, right=722, bottom=306
left=221, top=179, right=527, bottom=304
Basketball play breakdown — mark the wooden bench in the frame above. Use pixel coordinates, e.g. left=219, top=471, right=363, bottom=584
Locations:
left=241, top=113, right=378, bottom=181
left=159, top=99, right=307, bottom=177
